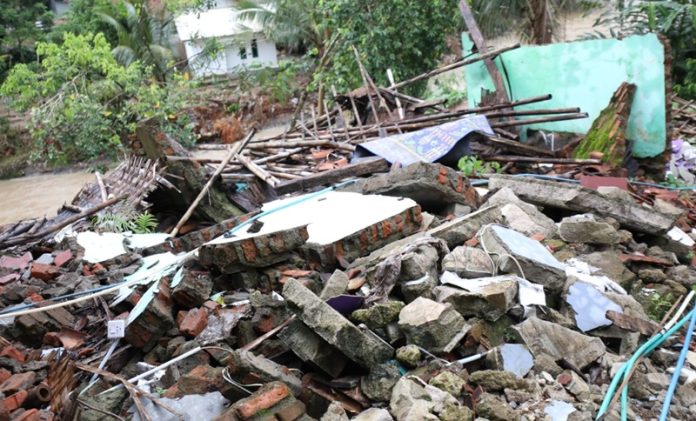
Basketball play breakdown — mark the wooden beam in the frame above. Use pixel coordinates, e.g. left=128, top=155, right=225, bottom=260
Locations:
left=274, top=158, right=390, bottom=195
left=458, top=1, right=510, bottom=104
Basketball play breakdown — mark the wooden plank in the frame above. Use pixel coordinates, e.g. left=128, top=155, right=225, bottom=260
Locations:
left=458, top=1, right=510, bottom=104
left=274, top=158, right=390, bottom=195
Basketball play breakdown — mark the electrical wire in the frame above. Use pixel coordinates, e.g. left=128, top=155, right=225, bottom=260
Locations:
left=659, top=300, right=696, bottom=421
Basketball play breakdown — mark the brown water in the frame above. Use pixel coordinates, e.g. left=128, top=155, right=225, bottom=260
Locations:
left=0, top=172, right=94, bottom=225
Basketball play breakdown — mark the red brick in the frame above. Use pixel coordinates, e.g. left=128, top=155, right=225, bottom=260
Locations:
left=0, top=346, right=26, bottom=363
left=0, top=372, right=36, bottom=394
left=30, top=264, right=59, bottom=281
left=3, top=390, right=27, bottom=412
left=52, top=250, right=72, bottom=268
left=557, top=372, right=573, bottom=386
left=236, top=382, right=291, bottom=420
left=0, top=368, right=11, bottom=384
left=0, top=253, right=32, bottom=271
left=178, top=308, right=208, bottom=337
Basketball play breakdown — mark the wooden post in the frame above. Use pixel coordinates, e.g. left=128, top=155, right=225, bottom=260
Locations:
left=458, top=0, right=510, bottom=105
left=170, top=130, right=254, bottom=237
left=386, top=69, right=405, bottom=120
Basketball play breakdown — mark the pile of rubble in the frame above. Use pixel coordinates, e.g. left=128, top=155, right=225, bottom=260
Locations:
left=1, top=161, right=696, bottom=421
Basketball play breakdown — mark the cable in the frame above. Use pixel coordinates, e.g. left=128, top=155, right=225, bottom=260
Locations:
left=659, top=300, right=696, bottom=421
left=596, top=307, right=696, bottom=419
left=664, top=290, right=695, bottom=332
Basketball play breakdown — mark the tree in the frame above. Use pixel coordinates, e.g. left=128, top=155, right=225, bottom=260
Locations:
left=0, top=32, right=193, bottom=164
left=49, top=0, right=125, bottom=47
left=99, top=1, right=176, bottom=82
left=0, top=0, right=53, bottom=81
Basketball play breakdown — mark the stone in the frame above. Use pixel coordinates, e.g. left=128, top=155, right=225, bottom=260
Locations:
left=347, top=162, right=480, bottom=214
left=361, top=363, right=402, bottom=402
left=172, top=270, right=213, bottom=309
left=78, top=387, right=129, bottom=421
left=488, top=174, right=676, bottom=235
left=230, top=350, right=303, bottom=397
left=351, top=407, right=394, bottom=421
left=533, top=353, right=563, bottom=377
left=514, top=317, right=606, bottom=369
left=559, top=214, right=621, bottom=245
left=562, top=371, right=591, bottom=402
left=398, top=297, right=467, bottom=353
left=320, top=270, right=349, bottom=299
left=282, top=279, right=393, bottom=368
left=578, top=251, right=636, bottom=288
left=124, top=291, right=175, bottom=352
left=29, top=263, right=59, bottom=281
left=428, top=205, right=503, bottom=248
left=178, top=308, right=209, bottom=338
left=433, top=279, right=517, bottom=321
left=320, top=401, right=350, bottom=421
left=486, top=187, right=557, bottom=238
left=441, top=246, right=494, bottom=278
left=428, top=371, right=465, bottom=397
left=468, top=370, right=533, bottom=392
left=389, top=377, right=436, bottom=421
left=278, top=319, right=348, bottom=378
left=476, top=392, right=519, bottom=421
left=396, top=345, right=421, bottom=368
left=667, top=265, right=696, bottom=288
left=638, top=268, right=667, bottom=283
left=351, top=301, right=404, bottom=331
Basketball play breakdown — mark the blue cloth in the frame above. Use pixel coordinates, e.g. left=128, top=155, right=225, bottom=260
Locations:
left=354, top=115, right=493, bottom=165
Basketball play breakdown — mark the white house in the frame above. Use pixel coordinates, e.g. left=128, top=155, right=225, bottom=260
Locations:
left=174, top=0, right=278, bottom=77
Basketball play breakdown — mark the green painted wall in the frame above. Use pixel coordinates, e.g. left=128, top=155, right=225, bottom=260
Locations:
left=463, top=34, right=666, bottom=158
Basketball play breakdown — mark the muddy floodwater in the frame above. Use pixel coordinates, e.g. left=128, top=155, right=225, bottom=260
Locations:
left=0, top=172, right=94, bottom=225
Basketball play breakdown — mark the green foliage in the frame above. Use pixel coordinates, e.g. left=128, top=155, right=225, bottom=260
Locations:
left=252, top=60, right=302, bottom=103
left=645, top=291, right=675, bottom=322
left=0, top=0, right=54, bottom=81
left=426, top=73, right=468, bottom=108
left=92, top=210, right=158, bottom=233
left=49, top=0, right=125, bottom=47
left=457, top=156, right=502, bottom=177
left=1, top=32, right=194, bottom=164
left=592, top=0, right=696, bottom=99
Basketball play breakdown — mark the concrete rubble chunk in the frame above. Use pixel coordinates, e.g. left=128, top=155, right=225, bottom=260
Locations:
left=433, top=278, right=517, bottom=321
left=441, top=246, right=494, bottom=278
left=282, top=278, right=393, bottom=368
left=577, top=251, right=636, bottom=287
left=231, top=350, right=303, bottom=397
left=514, top=317, right=606, bottom=369
left=566, top=281, right=623, bottom=332
left=487, top=187, right=557, bottom=237
left=320, top=269, right=349, bottom=299
left=480, top=224, right=567, bottom=291
left=361, top=363, right=402, bottom=402
left=398, top=297, right=468, bottom=353
left=468, top=370, right=535, bottom=392
left=428, top=371, right=465, bottom=397
left=351, top=407, right=394, bottom=421
left=320, top=401, right=350, bottom=421
left=428, top=205, right=503, bottom=248
left=346, top=162, right=480, bottom=214
left=395, top=345, right=421, bottom=368
left=489, top=174, right=676, bottom=235
left=389, top=377, right=436, bottom=421
left=476, top=392, right=519, bottom=421
left=351, top=301, right=404, bottom=331
left=278, top=319, right=348, bottom=378
left=559, top=214, right=621, bottom=245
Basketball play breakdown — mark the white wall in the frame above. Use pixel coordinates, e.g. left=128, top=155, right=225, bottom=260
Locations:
left=185, top=34, right=278, bottom=78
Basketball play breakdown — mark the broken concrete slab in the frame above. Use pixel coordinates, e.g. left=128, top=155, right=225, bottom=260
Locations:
left=389, top=377, right=437, bottom=421
left=398, top=297, right=467, bottom=353
left=345, top=162, right=480, bottom=214
left=278, top=319, right=348, bottom=378
left=487, top=187, right=557, bottom=237
left=428, top=205, right=503, bottom=248
left=576, top=251, right=636, bottom=288
left=319, top=270, right=349, bottom=300
left=433, top=278, right=517, bottom=321
left=566, top=281, right=623, bottom=332
left=514, top=317, right=606, bottom=369
left=480, top=224, right=567, bottom=291
left=559, top=214, right=621, bottom=245
left=489, top=175, right=676, bottom=235
left=441, top=246, right=493, bottom=278
left=282, top=279, right=393, bottom=368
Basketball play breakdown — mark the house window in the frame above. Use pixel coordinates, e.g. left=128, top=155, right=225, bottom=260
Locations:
left=240, top=46, right=247, bottom=60
left=251, top=38, right=259, bottom=58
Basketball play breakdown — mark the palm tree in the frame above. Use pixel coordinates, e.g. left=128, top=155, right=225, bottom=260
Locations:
left=99, top=0, right=175, bottom=81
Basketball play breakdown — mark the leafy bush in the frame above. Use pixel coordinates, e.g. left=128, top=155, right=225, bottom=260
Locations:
left=457, top=156, right=502, bottom=177
left=1, top=32, right=194, bottom=165
left=93, top=210, right=159, bottom=233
